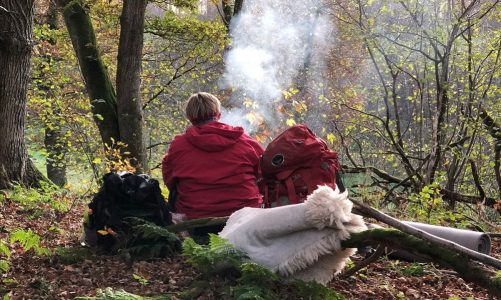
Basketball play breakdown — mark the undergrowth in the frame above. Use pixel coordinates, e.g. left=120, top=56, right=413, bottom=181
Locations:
left=119, top=217, right=182, bottom=260
left=75, top=287, right=171, bottom=300
left=1, top=181, right=70, bottom=212
left=181, top=234, right=346, bottom=300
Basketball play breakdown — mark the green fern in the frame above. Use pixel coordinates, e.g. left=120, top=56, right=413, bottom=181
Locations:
left=182, top=234, right=247, bottom=275
left=233, top=263, right=280, bottom=300
left=9, top=229, right=49, bottom=255
left=181, top=236, right=347, bottom=299
left=0, top=240, right=11, bottom=258
left=120, top=218, right=181, bottom=260
left=0, top=259, right=10, bottom=274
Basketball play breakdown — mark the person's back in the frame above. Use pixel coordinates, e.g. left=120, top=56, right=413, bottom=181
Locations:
left=162, top=92, right=264, bottom=226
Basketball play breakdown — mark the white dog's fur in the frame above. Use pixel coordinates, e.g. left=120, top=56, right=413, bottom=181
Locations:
left=220, top=185, right=367, bottom=285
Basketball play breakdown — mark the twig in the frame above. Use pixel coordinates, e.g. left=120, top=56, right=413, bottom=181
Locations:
left=342, top=245, right=385, bottom=277
left=351, top=199, right=501, bottom=269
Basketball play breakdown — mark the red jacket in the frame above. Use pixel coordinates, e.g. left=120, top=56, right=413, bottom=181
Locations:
left=162, top=121, right=264, bottom=219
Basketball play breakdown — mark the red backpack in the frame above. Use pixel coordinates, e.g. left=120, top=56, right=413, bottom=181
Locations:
left=259, top=124, right=342, bottom=207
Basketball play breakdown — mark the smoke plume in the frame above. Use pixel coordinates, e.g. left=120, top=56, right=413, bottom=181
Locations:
left=220, top=0, right=334, bottom=133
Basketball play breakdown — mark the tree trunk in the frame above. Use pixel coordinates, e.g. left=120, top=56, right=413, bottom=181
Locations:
left=342, top=229, right=501, bottom=298
left=43, top=1, right=67, bottom=187
left=56, top=0, right=120, bottom=147
left=116, top=0, right=148, bottom=172
left=0, top=0, right=44, bottom=189
left=234, top=0, right=244, bottom=16
left=44, top=121, right=67, bottom=187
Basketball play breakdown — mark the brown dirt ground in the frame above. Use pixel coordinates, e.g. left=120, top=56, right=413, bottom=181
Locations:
left=1, top=198, right=499, bottom=299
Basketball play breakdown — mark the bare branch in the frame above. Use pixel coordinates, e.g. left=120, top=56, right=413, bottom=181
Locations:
left=351, top=199, right=501, bottom=269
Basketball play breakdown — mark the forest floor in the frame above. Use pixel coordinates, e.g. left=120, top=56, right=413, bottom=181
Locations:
left=0, top=197, right=499, bottom=300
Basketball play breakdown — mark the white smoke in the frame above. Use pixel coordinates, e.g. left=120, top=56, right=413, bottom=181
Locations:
left=220, top=0, right=334, bottom=133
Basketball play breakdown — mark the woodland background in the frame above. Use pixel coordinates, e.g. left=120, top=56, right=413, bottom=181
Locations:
left=0, top=0, right=500, bottom=299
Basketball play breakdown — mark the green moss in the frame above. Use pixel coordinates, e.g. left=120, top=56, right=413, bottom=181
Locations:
left=52, top=246, right=93, bottom=264
left=293, top=280, right=346, bottom=300
left=493, top=271, right=501, bottom=285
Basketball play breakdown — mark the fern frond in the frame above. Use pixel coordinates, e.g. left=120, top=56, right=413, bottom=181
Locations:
left=182, top=235, right=247, bottom=275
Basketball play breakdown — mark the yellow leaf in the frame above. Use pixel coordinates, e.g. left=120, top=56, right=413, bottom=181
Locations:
left=286, top=118, right=296, bottom=126
left=246, top=112, right=256, bottom=124
left=97, top=230, right=108, bottom=236
left=327, top=133, right=336, bottom=144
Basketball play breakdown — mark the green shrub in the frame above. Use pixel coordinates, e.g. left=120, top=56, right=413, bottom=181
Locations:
left=182, top=235, right=346, bottom=299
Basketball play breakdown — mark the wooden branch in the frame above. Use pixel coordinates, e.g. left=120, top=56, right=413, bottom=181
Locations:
left=146, top=141, right=171, bottom=150
left=440, top=189, right=497, bottom=208
left=166, top=216, right=229, bottom=233
left=343, top=166, right=499, bottom=209
left=342, top=244, right=385, bottom=277
left=350, top=199, right=501, bottom=269
left=170, top=213, right=501, bottom=296
left=469, top=159, right=486, bottom=199
left=142, top=88, right=164, bottom=110
left=343, top=166, right=412, bottom=187
left=341, top=229, right=501, bottom=298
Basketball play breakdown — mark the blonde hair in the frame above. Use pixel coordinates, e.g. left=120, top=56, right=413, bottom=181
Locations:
left=185, top=92, right=221, bottom=124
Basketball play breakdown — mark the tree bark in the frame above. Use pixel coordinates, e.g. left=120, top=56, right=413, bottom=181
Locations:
left=56, top=0, right=120, bottom=147
left=116, top=0, right=148, bottom=172
left=234, top=0, right=244, bottom=16
left=44, top=121, right=67, bottom=187
left=479, top=108, right=501, bottom=198
left=43, top=0, right=67, bottom=187
left=221, top=0, right=233, bottom=29
left=0, top=0, right=44, bottom=189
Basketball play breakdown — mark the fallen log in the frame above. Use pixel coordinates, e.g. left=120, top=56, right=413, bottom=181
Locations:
left=341, top=229, right=501, bottom=298
left=166, top=217, right=229, bottom=233
left=351, top=199, right=501, bottom=269
left=167, top=202, right=501, bottom=297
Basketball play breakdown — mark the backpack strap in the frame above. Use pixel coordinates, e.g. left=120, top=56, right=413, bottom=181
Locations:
left=264, top=184, right=269, bottom=208
left=285, top=177, right=299, bottom=204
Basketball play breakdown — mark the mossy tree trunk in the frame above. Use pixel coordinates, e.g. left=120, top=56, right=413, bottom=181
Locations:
left=116, top=0, right=148, bottom=172
left=342, top=229, right=501, bottom=298
left=56, top=0, right=120, bottom=148
left=0, top=0, right=44, bottom=189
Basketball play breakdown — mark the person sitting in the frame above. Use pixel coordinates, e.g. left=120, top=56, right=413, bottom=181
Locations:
left=162, top=92, right=264, bottom=242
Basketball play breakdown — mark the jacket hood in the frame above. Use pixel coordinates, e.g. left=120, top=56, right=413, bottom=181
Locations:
left=186, top=121, right=244, bottom=152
